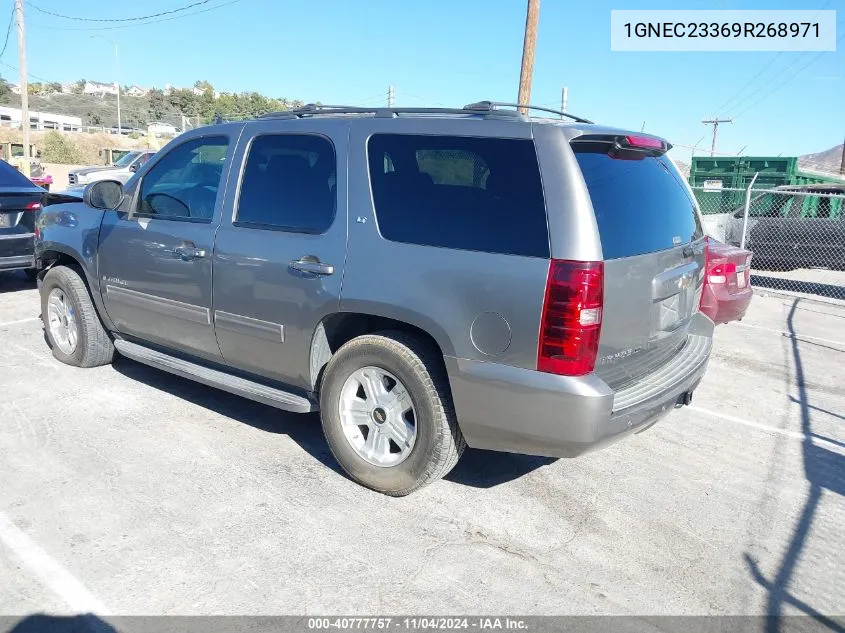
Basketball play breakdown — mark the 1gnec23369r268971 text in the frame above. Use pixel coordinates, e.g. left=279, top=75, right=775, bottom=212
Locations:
left=623, top=21, right=820, bottom=38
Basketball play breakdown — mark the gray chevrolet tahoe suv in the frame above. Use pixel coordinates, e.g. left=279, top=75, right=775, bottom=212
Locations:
left=35, top=102, right=712, bottom=496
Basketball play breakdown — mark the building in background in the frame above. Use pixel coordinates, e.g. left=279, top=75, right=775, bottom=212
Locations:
left=124, top=85, right=148, bottom=97
left=0, top=106, right=82, bottom=131
left=83, top=81, right=118, bottom=97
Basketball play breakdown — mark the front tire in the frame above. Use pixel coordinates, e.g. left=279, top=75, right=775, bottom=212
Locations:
left=320, top=331, right=465, bottom=496
left=41, top=266, right=114, bottom=368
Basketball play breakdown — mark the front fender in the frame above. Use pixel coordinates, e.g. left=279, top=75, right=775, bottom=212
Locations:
left=36, top=201, right=114, bottom=330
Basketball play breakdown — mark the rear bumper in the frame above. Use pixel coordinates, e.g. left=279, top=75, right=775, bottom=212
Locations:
left=0, top=233, right=35, bottom=271
left=446, top=312, right=714, bottom=458
left=700, top=285, right=753, bottom=324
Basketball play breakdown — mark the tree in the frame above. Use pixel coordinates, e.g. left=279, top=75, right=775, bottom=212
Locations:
left=72, top=79, right=85, bottom=95
left=42, top=131, right=82, bottom=164
left=194, top=79, right=214, bottom=93
left=167, top=87, right=197, bottom=116
left=0, top=77, right=11, bottom=100
left=87, top=111, right=103, bottom=126
left=48, top=82, right=62, bottom=93
left=147, top=88, right=167, bottom=120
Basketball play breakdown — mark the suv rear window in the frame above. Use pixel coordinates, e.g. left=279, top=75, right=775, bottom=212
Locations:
left=573, top=147, right=703, bottom=260
left=367, top=134, right=549, bottom=258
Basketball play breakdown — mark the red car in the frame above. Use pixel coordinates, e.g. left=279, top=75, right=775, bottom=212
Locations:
left=700, top=237, right=753, bottom=324
left=30, top=173, right=53, bottom=191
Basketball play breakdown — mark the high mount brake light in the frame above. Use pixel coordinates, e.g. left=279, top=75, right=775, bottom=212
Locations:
left=624, top=135, right=664, bottom=150
left=537, top=260, right=604, bottom=377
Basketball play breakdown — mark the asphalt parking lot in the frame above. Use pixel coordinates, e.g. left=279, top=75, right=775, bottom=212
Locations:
left=1, top=270, right=843, bottom=618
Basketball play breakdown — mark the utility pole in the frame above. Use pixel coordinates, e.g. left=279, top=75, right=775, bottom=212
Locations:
left=560, top=86, right=568, bottom=117
left=15, top=0, right=29, bottom=175
left=517, top=0, right=540, bottom=113
left=387, top=85, right=395, bottom=108
left=702, top=117, right=732, bottom=157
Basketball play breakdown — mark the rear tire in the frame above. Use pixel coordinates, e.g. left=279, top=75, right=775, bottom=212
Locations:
left=41, top=266, right=114, bottom=368
left=319, top=331, right=465, bottom=496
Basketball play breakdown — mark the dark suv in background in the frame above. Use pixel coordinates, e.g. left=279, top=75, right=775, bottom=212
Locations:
left=0, top=158, right=47, bottom=280
left=34, top=102, right=712, bottom=495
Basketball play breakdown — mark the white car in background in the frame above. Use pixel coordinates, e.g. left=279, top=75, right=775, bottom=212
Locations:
left=67, top=150, right=156, bottom=187
left=147, top=122, right=179, bottom=137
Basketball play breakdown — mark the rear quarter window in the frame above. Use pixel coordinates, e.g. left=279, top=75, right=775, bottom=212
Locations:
left=573, top=147, right=703, bottom=260
left=367, top=134, right=549, bottom=258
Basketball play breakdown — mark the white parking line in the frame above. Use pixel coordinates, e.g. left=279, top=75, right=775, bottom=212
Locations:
left=689, top=405, right=807, bottom=440
left=731, top=321, right=845, bottom=348
left=0, top=512, right=110, bottom=615
left=689, top=405, right=844, bottom=454
left=0, top=317, right=40, bottom=327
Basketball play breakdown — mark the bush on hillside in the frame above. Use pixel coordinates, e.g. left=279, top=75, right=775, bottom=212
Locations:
left=42, top=131, right=83, bottom=164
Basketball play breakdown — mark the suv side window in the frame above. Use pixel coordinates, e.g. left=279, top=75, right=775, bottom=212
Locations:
left=236, top=134, right=336, bottom=233
left=137, top=136, right=229, bottom=221
left=367, top=134, right=549, bottom=258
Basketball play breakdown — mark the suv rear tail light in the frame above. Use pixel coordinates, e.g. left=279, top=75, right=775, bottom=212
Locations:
left=703, top=238, right=733, bottom=285
left=708, top=260, right=736, bottom=284
left=537, top=259, right=604, bottom=377
left=25, top=201, right=41, bottom=211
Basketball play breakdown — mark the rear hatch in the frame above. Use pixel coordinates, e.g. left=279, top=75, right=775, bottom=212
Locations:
left=571, top=134, right=706, bottom=390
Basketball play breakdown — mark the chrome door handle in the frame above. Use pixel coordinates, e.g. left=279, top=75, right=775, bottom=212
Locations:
left=290, top=256, right=334, bottom=276
left=174, top=243, right=207, bottom=261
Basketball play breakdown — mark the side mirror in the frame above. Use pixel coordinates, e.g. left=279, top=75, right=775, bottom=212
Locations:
left=83, top=180, right=124, bottom=210
left=129, top=163, right=138, bottom=172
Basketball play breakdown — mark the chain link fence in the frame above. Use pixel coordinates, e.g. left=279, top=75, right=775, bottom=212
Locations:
left=692, top=185, right=845, bottom=302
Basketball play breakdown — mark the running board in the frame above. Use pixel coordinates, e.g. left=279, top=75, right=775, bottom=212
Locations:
left=113, top=339, right=316, bottom=413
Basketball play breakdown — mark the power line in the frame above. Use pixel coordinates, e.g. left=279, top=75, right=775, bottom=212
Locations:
left=0, top=6, right=14, bottom=59
left=707, top=0, right=834, bottom=116
left=26, top=0, right=214, bottom=22
left=27, top=0, right=243, bottom=32
left=0, top=59, right=50, bottom=82
left=712, top=52, right=784, bottom=115
left=733, top=29, right=845, bottom=118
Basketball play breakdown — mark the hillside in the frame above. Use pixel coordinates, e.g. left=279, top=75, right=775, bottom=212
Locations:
left=0, top=79, right=305, bottom=129
left=799, top=143, right=844, bottom=174
left=1, top=92, right=182, bottom=130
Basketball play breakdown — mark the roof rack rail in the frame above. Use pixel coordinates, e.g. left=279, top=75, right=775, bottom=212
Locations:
left=256, top=101, right=593, bottom=123
left=258, top=103, right=524, bottom=120
left=463, top=101, right=593, bottom=124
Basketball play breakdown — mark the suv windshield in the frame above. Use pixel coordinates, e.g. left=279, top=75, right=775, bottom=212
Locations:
left=114, top=152, right=140, bottom=168
left=573, top=147, right=703, bottom=260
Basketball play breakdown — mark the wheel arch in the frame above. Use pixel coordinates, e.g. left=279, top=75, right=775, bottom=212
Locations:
left=309, top=311, right=453, bottom=393
left=38, top=246, right=115, bottom=332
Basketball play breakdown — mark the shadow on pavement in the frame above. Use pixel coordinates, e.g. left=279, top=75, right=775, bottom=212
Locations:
left=744, top=298, right=845, bottom=633
left=0, top=271, right=36, bottom=295
left=112, top=356, right=549, bottom=490
left=4, top=613, right=117, bottom=633
left=111, top=355, right=344, bottom=477
left=750, top=275, right=845, bottom=302
left=445, top=448, right=555, bottom=488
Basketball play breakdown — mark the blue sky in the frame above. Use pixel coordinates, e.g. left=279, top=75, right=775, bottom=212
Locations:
left=10, top=0, right=844, bottom=164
